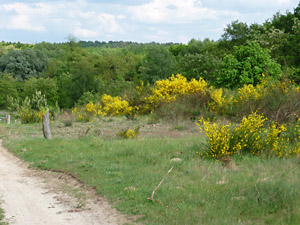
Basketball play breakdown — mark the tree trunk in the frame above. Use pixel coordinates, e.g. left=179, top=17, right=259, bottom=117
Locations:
left=42, top=111, right=52, bottom=139
left=6, top=113, right=10, bottom=124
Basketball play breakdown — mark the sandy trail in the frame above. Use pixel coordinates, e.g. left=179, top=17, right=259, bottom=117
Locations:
left=0, top=140, right=126, bottom=225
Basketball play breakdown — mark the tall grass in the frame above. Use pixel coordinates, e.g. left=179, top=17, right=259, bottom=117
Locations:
left=2, top=131, right=300, bottom=225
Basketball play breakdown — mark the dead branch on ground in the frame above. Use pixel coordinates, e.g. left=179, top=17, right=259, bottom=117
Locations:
left=147, top=166, right=174, bottom=207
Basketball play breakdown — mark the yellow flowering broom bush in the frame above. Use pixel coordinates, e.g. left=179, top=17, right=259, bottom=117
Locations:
left=101, top=94, right=133, bottom=116
left=208, top=87, right=232, bottom=114
left=72, top=102, right=106, bottom=122
left=72, top=94, right=134, bottom=122
left=147, top=74, right=232, bottom=115
left=197, top=112, right=299, bottom=159
left=116, top=126, right=140, bottom=139
left=232, top=77, right=300, bottom=122
left=147, top=74, right=208, bottom=105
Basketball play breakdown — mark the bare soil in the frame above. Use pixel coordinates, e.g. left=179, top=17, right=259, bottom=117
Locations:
left=0, top=140, right=128, bottom=225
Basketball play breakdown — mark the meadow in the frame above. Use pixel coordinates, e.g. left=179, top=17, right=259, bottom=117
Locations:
left=1, top=113, right=300, bottom=225
left=2, top=5, right=300, bottom=224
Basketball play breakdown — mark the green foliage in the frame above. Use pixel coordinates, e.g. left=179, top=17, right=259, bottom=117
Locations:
left=3, top=127, right=300, bottom=225
left=221, top=20, right=250, bottom=47
left=77, top=91, right=101, bottom=105
left=0, top=203, right=7, bottom=225
left=177, top=52, right=221, bottom=82
left=249, top=23, right=288, bottom=65
left=230, top=78, right=300, bottom=123
left=69, top=54, right=99, bottom=102
left=2, top=1, right=300, bottom=110
left=6, top=95, right=19, bottom=113
left=22, top=78, right=59, bottom=107
left=0, top=48, right=48, bottom=81
left=198, top=112, right=297, bottom=159
left=172, top=39, right=223, bottom=83
left=271, top=11, right=295, bottom=34
left=0, top=73, right=19, bottom=108
left=95, top=51, right=140, bottom=96
left=56, top=72, right=73, bottom=108
left=0, top=44, right=16, bottom=57
left=217, top=42, right=282, bottom=88
left=12, top=91, right=49, bottom=123
left=138, top=46, right=178, bottom=83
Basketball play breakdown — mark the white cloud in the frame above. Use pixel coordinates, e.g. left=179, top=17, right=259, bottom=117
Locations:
left=0, top=0, right=298, bottom=43
left=204, top=0, right=295, bottom=10
left=9, top=14, right=45, bottom=31
left=2, top=2, right=52, bottom=31
left=73, top=13, right=123, bottom=39
left=3, top=2, right=52, bottom=15
left=144, top=29, right=178, bottom=42
left=97, top=13, right=122, bottom=33
left=128, top=0, right=218, bottom=23
left=74, top=26, right=98, bottom=38
left=237, top=0, right=292, bottom=6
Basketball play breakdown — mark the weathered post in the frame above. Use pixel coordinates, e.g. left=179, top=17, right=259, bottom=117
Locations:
left=42, top=110, right=52, bottom=139
left=6, top=113, right=10, bottom=124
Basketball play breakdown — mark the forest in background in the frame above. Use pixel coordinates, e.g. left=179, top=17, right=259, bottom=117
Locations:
left=1, top=3, right=300, bottom=110
left=3, top=4, right=300, bottom=224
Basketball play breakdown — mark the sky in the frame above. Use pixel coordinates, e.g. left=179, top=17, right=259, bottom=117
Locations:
left=0, top=0, right=299, bottom=44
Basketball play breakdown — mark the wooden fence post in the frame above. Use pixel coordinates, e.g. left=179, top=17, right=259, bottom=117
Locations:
left=42, top=110, right=52, bottom=139
left=6, top=113, right=10, bottom=124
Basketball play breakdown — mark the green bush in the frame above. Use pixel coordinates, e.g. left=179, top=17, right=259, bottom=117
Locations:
left=216, top=42, right=282, bottom=88
left=22, top=78, right=59, bottom=107
left=0, top=73, right=19, bottom=108
left=9, top=91, right=49, bottom=124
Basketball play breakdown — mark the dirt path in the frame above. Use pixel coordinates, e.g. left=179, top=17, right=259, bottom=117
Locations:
left=0, top=140, right=127, bottom=225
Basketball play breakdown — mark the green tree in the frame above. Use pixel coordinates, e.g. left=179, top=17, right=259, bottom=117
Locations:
left=95, top=50, right=140, bottom=96
left=249, top=23, right=289, bottom=66
left=69, top=53, right=99, bottom=102
left=220, top=20, right=250, bottom=49
left=0, top=73, right=19, bottom=108
left=138, top=46, right=178, bottom=83
left=22, top=78, right=59, bottom=107
left=216, top=42, right=282, bottom=88
left=0, top=48, right=48, bottom=81
left=174, top=39, right=222, bottom=82
left=56, top=72, right=73, bottom=108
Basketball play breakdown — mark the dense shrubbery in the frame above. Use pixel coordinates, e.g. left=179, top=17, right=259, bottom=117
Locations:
left=69, top=73, right=300, bottom=124
left=216, top=42, right=282, bottom=88
left=72, top=94, right=134, bottom=121
left=197, top=112, right=300, bottom=159
left=2, top=3, right=300, bottom=162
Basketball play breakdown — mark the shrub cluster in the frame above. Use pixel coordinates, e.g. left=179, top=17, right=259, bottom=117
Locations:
left=72, top=94, right=134, bottom=122
left=7, top=91, right=49, bottom=123
left=197, top=112, right=300, bottom=159
left=71, top=74, right=300, bottom=125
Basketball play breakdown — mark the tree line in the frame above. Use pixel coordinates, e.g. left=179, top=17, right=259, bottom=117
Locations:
left=1, top=3, right=300, bottom=109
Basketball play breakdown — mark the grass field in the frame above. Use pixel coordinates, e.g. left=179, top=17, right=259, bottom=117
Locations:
left=1, top=116, right=300, bottom=224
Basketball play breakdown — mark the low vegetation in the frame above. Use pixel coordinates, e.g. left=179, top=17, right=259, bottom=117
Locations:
left=1, top=3, right=300, bottom=224
left=1, top=114, right=300, bottom=225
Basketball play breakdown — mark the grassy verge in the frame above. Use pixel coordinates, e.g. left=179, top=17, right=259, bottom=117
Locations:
left=1, top=119, right=300, bottom=224
left=0, top=208, right=6, bottom=225
left=0, top=200, right=7, bottom=225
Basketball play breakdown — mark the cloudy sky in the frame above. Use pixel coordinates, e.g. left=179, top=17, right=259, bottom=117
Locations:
left=0, top=0, right=298, bottom=43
